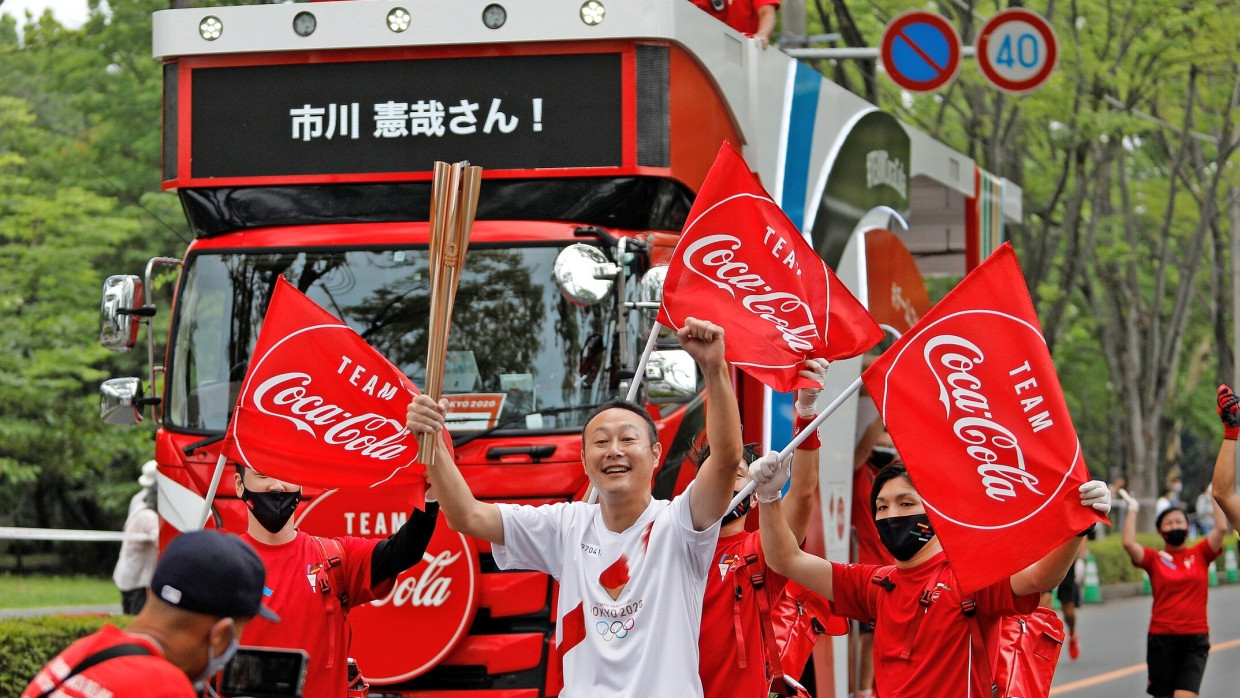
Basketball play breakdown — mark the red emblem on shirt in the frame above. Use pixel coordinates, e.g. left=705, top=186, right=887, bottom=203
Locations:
left=599, top=555, right=631, bottom=600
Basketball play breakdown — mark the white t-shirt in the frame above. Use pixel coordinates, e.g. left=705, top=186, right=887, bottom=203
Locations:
left=493, top=484, right=719, bottom=697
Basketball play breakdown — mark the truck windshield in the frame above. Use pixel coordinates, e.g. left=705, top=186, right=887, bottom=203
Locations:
left=166, top=244, right=624, bottom=435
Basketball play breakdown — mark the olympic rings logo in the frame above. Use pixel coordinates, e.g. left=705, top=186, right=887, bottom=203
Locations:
left=595, top=618, right=636, bottom=641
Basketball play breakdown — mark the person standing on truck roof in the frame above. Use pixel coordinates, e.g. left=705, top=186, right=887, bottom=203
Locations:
left=24, top=529, right=277, bottom=698
left=688, top=0, right=780, bottom=48
left=696, top=358, right=827, bottom=697
left=232, top=462, right=439, bottom=698
left=407, top=316, right=743, bottom=697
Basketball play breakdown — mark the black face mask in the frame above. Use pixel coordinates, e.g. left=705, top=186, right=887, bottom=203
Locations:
left=869, top=447, right=897, bottom=468
left=1160, top=528, right=1188, bottom=547
left=241, top=487, right=301, bottom=534
left=721, top=495, right=752, bottom=525
left=875, top=513, right=935, bottom=562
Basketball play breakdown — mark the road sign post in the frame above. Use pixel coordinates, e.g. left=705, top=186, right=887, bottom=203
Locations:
left=975, top=8, right=1059, bottom=94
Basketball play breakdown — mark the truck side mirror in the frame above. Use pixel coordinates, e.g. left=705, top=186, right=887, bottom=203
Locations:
left=644, top=349, right=698, bottom=403
left=100, top=377, right=144, bottom=425
left=99, top=275, right=143, bottom=351
left=553, top=243, right=617, bottom=306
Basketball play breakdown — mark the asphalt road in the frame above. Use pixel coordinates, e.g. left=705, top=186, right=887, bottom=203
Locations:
left=1050, top=584, right=1240, bottom=696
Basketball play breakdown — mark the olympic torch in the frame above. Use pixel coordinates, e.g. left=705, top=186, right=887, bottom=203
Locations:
left=419, top=161, right=482, bottom=467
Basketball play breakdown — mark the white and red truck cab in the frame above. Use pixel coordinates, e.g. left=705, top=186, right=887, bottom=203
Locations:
left=97, top=2, right=1020, bottom=696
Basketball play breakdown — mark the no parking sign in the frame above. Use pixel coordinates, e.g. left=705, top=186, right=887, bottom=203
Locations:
left=880, top=11, right=962, bottom=93
left=976, top=8, right=1059, bottom=94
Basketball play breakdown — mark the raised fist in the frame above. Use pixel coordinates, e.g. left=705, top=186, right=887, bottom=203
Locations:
left=1217, top=385, right=1240, bottom=440
left=748, top=451, right=790, bottom=503
left=794, top=358, right=830, bottom=418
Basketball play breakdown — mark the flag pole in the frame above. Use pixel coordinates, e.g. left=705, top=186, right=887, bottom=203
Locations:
left=625, top=321, right=661, bottom=402
left=198, top=452, right=229, bottom=530
left=726, top=375, right=863, bottom=512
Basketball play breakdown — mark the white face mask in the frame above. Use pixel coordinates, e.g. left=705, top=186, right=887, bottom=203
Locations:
left=192, top=620, right=238, bottom=695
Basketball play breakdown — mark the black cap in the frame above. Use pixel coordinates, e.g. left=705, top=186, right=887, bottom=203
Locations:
left=150, top=530, right=279, bottom=622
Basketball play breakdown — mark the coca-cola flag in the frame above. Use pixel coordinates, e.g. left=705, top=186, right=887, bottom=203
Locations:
left=222, top=277, right=436, bottom=508
left=657, top=142, right=883, bottom=392
left=862, top=243, right=1106, bottom=593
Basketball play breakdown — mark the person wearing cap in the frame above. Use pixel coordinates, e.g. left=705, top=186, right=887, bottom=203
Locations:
left=113, top=462, right=160, bottom=615
left=24, top=529, right=277, bottom=698
left=232, top=463, right=439, bottom=698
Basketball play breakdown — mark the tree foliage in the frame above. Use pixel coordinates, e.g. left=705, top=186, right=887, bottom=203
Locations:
left=0, top=0, right=180, bottom=570
left=797, top=0, right=1239, bottom=497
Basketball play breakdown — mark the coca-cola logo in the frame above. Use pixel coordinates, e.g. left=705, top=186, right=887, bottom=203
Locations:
left=297, top=490, right=479, bottom=683
left=680, top=200, right=822, bottom=355
left=253, top=372, right=411, bottom=460
left=879, top=311, right=1079, bottom=530
left=230, top=322, right=423, bottom=490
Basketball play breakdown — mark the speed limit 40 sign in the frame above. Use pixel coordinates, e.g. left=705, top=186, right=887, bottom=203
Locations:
left=976, top=9, right=1058, bottom=94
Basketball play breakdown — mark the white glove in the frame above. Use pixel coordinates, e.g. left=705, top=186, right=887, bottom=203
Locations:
left=748, top=451, right=790, bottom=503
left=1079, top=480, right=1111, bottom=513
left=1117, top=488, right=1139, bottom=512
left=794, top=358, right=831, bottom=418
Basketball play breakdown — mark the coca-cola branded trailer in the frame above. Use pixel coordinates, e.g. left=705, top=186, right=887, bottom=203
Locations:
left=97, top=2, right=1021, bottom=696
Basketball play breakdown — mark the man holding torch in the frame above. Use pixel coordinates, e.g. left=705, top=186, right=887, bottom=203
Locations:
left=407, top=316, right=742, bottom=697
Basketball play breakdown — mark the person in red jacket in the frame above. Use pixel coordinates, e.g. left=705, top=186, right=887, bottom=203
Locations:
left=696, top=358, right=826, bottom=697
left=233, top=464, right=438, bottom=698
left=756, top=459, right=1110, bottom=697
left=1122, top=450, right=1227, bottom=695
left=24, top=529, right=277, bottom=698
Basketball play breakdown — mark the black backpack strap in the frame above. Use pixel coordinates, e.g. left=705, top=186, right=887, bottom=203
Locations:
left=38, top=643, right=151, bottom=698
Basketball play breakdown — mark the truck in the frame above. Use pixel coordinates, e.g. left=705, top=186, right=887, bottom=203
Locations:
left=97, top=1, right=1022, bottom=696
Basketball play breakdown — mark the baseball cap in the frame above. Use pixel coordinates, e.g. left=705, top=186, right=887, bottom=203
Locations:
left=150, top=530, right=279, bottom=622
left=138, top=460, right=158, bottom=488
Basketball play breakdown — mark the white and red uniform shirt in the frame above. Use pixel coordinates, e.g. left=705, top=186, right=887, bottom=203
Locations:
left=23, top=624, right=196, bottom=698
left=830, top=552, right=1037, bottom=698
left=241, top=531, right=393, bottom=698
left=493, top=484, right=719, bottom=697
left=1138, top=540, right=1220, bottom=635
left=699, top=530, right=787, bottom=697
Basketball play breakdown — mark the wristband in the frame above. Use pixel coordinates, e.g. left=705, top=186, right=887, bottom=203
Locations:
left=793, top=415, right=821, bottom=451
left=1226, top=424, right=1239, bottom=441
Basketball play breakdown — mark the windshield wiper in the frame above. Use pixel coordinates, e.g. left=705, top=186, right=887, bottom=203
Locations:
left=450, top=402, right=613, bottom=449
left=183, top=431, right=227, bottom=455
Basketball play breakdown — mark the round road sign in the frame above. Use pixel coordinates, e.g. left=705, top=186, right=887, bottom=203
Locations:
left=880, top=10, right=962, bottom=93
left=976, top=9, right=1058, bottom=94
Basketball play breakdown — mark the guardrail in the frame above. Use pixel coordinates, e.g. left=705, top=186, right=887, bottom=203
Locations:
left=0, top=527, right=141, bottom=542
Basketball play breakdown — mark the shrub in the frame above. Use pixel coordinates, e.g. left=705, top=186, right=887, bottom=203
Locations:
left=1087, top=533, right=1164, bottom=584
left=0, top=614, right=130, bottom=695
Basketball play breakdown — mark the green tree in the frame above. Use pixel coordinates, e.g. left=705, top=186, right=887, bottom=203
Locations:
left=790, top=1, right=1239, bottom=499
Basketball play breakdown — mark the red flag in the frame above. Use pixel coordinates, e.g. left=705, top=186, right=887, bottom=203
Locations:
left=222, top=277, right=437, bottom=507
left=657, top=143, right=883, bottom=392
left=862, top=243, right=1105, bottom=593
